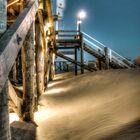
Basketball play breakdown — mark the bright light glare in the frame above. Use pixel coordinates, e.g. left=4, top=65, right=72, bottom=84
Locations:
left=78, top=10, right=86, bottom=19
left=77, top=20, right=82, bottom=24
left=9, top=113, right=19, bottom=124
left=47, top=23, right=51, bottom=28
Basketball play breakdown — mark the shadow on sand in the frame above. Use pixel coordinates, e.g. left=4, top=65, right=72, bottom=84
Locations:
left=102, top=119, right=140, bottom=140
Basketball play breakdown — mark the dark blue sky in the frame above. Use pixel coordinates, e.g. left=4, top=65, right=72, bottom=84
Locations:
left=62, top=0, right=140, bottom=59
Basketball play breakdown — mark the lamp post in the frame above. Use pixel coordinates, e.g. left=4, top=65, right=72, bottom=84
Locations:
left=76, top=10, right=86, bottom=74
left=77, top=10, right=86, bottom=32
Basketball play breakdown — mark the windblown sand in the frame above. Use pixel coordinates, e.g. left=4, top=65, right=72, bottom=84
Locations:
left=35, top=69, right=140, bottom=140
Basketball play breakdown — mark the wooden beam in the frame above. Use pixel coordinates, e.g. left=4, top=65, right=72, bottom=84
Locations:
left=0, top=1, right=11, bottom=140
left=22, top=23, right=35, bottom=122
left=56, top=52, right=96, bottom=72
left=7, top=0, right=20, bottom=8
left=43, top=0, right=55, bottom=83
left=37, top=10, right=49, bottom=86
left=35, top=22, right=44, bottom=97
left=8, top=80, right=23, bottom=118
left=75, top=48, right=78, bottom=75
left=0, top=0, right=39, bottom=93
left=104, top=47, right=110, bottom=70
left=80, top=34, right=84, bottom=74
left=0, top=81, right=11, bottom=140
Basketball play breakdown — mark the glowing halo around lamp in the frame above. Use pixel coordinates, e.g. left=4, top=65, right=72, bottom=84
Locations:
left=77, top=10, right=86, bottom=19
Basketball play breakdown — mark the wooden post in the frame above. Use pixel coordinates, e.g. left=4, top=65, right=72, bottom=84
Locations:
left=49, top=50, right=55, bottom=81
left=104, top=47, right=109, bottom=70
left=0, top=0, right=11, bottom=139
left=98, top=49, right=102, bottom=70
left=0, top=81, right=11, bottom=140
left=75, top=47, right=78, bottom=75
left=35, top=22, right=44, bottom=98
left=80, top=34, right=84, bottom=74
left=21, top=23, right=35, bottom=122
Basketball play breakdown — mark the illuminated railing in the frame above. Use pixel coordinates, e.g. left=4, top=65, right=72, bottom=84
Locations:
left=82, top=31, right=134, bottom=68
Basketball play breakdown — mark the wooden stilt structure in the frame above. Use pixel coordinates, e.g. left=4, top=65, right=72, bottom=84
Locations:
left=21, top=23, right=35, bottom=122
left=0, top=1, right=11, bottom=139
left=35, top=22, right=44, bottom=97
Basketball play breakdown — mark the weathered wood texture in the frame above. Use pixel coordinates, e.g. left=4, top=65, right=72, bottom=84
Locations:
left=43, top=0, right=55, bottom=83
left=75, top=48, right=78, bottom=75
left=0, top=0, right=39, bottom=93
left=37, top=10, right=49, bottom=87
left=22, top=23, right=35, bottom=122
left=35, top=23, right=44, bottom=97
left=0, top=1, right=11, bottom=140
left=49, top=50, right=55, bottom=81
left=0, top=0, right=7, bottom=34
left=0, top=81, right=11, bottom=140
left=8, top=81, right=22, bottom=118
left=80, top=34, right=84, bottom=74
left=104, top=47, right=110, bottom=70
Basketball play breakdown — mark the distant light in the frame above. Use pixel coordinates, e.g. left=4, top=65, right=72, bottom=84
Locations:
left=78, top=10, right=86, bottom=19
left=9, top=113, right=19, bottom=124
left=77, top=20, right=82, bottom=24
left=47, top=23, right=51, bottom=28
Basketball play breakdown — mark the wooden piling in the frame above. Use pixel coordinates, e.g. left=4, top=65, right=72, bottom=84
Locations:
left=35, top=22, right=44, bottom=97
left=80, top=34, right=84, bottom=74
left=75, top=48, right=78, bottom=75
left=0, top=81, right=11, bottom=140
left=104, top=47, right=109, bottom=70
left=21, top=23, right=35, bottom=122
left=98, top=49, right=102, bottom=70
left=0, top=0, right=11, bottom=139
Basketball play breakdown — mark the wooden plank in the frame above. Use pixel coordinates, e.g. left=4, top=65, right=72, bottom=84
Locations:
left=0, top=0, right=39, bottom=93
left=56, top=52, right=96, bottom=72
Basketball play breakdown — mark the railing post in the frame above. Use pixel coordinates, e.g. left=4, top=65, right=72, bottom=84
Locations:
left=75, top=47, right=78, bottom=75
left=80, top=34, right=84, bottom=74
left=21, top=22, right=36, bottom=122
left=98, top=49, right=102, bottom=70
left=104, top=47, right=110, bottom=70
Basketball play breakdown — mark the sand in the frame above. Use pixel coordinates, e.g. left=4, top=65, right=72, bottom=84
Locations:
left=35, top=69, right=140, bottom=140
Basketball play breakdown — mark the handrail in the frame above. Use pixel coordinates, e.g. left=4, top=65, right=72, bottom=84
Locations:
left=0, top=0, right=39, bottom=93
left=83, top=38, right=103, bottom=51
left=82, top=31, right=134, bottom=68
left=56, top=30, right=135, bottom=68
left=82, top=31, right=106, bottom=47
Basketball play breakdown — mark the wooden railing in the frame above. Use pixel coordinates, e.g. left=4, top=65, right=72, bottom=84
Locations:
left=0, top=0, right=39, bottom=93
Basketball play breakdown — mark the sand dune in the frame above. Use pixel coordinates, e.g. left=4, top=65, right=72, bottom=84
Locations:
left=35, top=69, right=140, bottom=140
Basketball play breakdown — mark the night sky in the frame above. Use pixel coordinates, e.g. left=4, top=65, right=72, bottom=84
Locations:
left=62, top=0, right=140, bottom=60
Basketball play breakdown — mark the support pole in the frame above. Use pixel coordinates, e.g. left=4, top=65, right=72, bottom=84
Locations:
left=0, top=81, right=11, bottom=140
left=104, top=47, right=109, bottom=70
left=75, top=47, right=78, bottom=75
left=98, top=49, right=102, bottom=70
left=49, top=50, right=55, bottom=81
left=0, top=0, right=11, bottom=139
left=35, top=22, right=44, bottom=98
left=21, top=23, right=35, bottom=122
left=80, top=40, right=84, bottom=74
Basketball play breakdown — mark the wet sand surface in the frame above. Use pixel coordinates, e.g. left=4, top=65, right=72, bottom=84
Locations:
left=35, top=69, right=140, bottom=140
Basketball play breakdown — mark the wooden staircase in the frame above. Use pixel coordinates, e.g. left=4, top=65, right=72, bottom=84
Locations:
left=55, top=30, right=136, bottom=74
